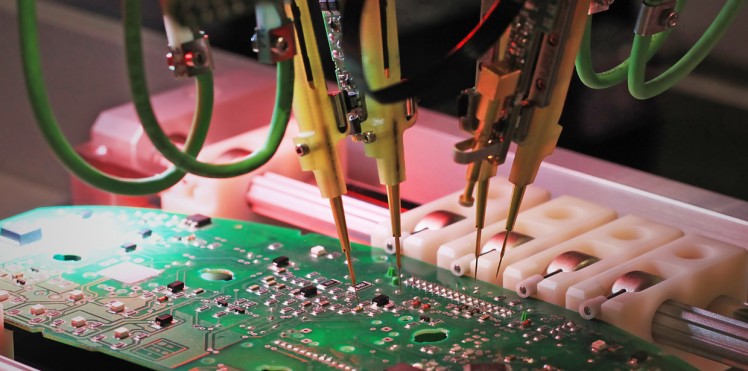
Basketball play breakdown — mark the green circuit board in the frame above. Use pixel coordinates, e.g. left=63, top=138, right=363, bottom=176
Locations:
left=0, top=206, right=692, bottom=370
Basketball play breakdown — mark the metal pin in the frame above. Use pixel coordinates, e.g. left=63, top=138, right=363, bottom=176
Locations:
left=329, top=196, right=360, bottom=304
left=495, top=185, right=525, bottom=278
left=473, top=178, right=489, bottom=281
left=386, top=184, right=403, bottom=291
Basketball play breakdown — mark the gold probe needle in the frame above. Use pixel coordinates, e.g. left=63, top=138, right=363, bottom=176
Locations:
left=330, top=196, right=360, bottom=304
left=473, top=178, right=489, bottom=282
left=385, top=184, right=403, bottom=291
left=495, top=185, right=526, bottom=278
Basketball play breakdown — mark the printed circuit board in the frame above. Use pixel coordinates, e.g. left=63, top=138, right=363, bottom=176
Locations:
left=0, top=207, right=691, bottom=370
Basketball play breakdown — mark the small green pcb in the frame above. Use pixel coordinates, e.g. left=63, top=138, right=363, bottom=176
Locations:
left=0, top=207, right=692, bottom=370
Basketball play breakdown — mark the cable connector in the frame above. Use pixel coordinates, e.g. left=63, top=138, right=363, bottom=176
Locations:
left=166, top=34, right=214, bottom=78
left=251, top=21, right=296, bottom=64
left=635, top=0, right=678, bottom=36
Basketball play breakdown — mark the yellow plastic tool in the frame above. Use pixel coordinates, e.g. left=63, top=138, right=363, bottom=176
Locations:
left=462, top=64, right=520, bottom=279
left=286, top=0, right=358, bottom=301
left=359, top=0, right=415, bottom=288
left=497, top=0, right=592, bottom=276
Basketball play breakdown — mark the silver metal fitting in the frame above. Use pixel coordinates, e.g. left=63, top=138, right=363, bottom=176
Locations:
left=166, top=33, right=214, bottom=78
left=635, top=0, right=678, bottom=36
left=295, top=144, right=310, bottom=157
left=361, top=131, right=377, bottom=144
left=253, top=21, right=296, bottom=64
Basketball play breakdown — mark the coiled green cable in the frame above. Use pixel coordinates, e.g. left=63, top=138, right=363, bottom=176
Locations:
left=628, top=0, right=745, bottom=99
left=124, top=0, right=294, bottom=178
left=575, top=15, right=673, bottom=89
left=17, top=0, right=212, bottom=195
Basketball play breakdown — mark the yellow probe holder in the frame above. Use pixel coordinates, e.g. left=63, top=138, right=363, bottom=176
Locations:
left=287, top=0, right=347, bottom=199
left=509, top=0, right=591, bottom=188
left=359, top=0, right=413, bottom=187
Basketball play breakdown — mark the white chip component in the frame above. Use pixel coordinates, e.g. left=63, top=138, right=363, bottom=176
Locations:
left=30, top=304, right=45, bottom=315
left=0, top=290, right=8, bottom=301
left=71, top=316, right=86, bottom=328
left=69, top=289, right=84, bottom=301
left=97, top=262, right=162, bottom=284
left=310, top=245, right=327, bottom=257
left=114, top=327, right=129, bottom=339
left=591, top=339, right=608, bottom=352
left=110, top=300, right=125, bottom=313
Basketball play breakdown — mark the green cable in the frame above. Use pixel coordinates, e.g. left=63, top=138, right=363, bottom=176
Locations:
left=628, top=0, right=745, bottom=99
left=124, top=0, right=294, bottom=178
left=17, top=0, right=211, bottom=196
left=574, top=2, right=680, bottom=90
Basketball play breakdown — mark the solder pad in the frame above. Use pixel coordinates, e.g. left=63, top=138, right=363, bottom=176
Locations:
left=0, top=207, right=692, bottom=370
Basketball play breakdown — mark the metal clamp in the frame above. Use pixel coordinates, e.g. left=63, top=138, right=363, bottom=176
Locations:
left=252, top=21, right=296, bottom=64
left=635, top=0, right=678, bottom=36
left=453, top=138, right=503, bottom=165
left=166, top=34, right=214, bottom=78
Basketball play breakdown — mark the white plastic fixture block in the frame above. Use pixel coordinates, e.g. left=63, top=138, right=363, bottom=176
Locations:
left=369, top=177, right=550, bottom=264
left=567, top=234, right=747, bottom=341
left=87, top=70, right=278, bottom=175
left=504, top=215, right=683, bottom=306
left=437, top=195, right=617, bottom=284
left=160, top=124, right=302, bottom=220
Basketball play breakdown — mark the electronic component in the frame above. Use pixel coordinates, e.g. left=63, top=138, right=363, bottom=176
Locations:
left=138, top=228, right=152, bottom=238
left=69, top=290, right=84, bottom=301
left=109, top=301, right=125, bottom=313
left=114, top=327, right=129, bottom=339
left=30, top=304, right=45, bottom=315
left=184, top=213, right=212, bottom=228
left=120, top=242, right=136, bottom=252
left=372, top=294, right=389, bottom=307
left=70, top=316, right=86, bottom=328
left=310, top=245, right=327, bottom=257
left=272, top=256, right=290, bottom=267
left=155, top=314, right=173, bottom=326
left=167, top=280, right=185, bottom=293
left=300, top=285, right=318, bottom=298
left=350, top=281, right=373, bottom=292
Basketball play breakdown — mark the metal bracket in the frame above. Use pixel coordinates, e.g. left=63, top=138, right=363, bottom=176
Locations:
left=252, top=21, right=296, bottom=64
left=635, top=0, right=678, bottom=36
left=166, top=34, right=214, bottom=78
left=453, top=138, right=503, bottom=165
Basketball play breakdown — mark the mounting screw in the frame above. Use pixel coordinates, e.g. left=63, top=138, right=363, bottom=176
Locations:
left=295, top=144, right=310, bottom=157
left=547, top=33, right=559, bottom=46
left=362, top=131, right=377, bottom=144
left=661, top=9, right=679, bottom=29
left=535, top=78, right=547, bottom=92
left=271, top=36, right=289, bottom=55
